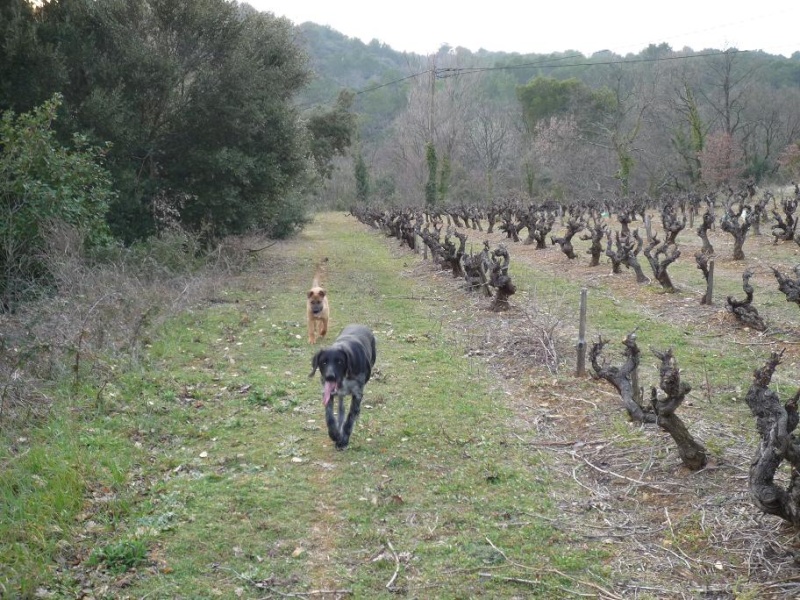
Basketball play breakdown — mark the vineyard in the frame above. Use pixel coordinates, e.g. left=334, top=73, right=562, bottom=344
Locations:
left=353, top=184, right=800, bottom=597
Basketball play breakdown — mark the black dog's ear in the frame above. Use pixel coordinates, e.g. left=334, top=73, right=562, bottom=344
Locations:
left=309, top=350, right=322, bottom=377
left=342, top=345, right=354, bottom=378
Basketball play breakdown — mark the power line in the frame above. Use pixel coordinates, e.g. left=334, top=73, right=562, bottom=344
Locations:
left=355, top=71, right=430, bottom=95
left=352, top=48, right=748, bottom=98
left=296, top=47, right=752, bottom=111
left=355, top=52, right=586, bottom=96
left=445, top=48, right=745, bottom=76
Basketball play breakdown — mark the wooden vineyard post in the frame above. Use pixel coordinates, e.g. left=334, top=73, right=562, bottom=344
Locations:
left=631, top=365, right=641, bottom=404
left=576, top=287, right=588, bottom=377
left=705, top=259, right=714, bottom=305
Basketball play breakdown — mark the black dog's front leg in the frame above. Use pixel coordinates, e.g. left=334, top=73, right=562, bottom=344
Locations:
left=337, top=395, right=346, bottom=433
left=336, top=394, right=362, bottom=449
left=325, top=399, right=341, bottom=445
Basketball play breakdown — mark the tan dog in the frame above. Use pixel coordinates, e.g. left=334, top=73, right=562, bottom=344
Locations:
left=307, top=261, right=329, bottom=344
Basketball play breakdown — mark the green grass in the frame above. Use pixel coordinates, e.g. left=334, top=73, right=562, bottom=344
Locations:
left=0, top=412, right=144, bottom=597
left=87, top=539, right=150, bottom=574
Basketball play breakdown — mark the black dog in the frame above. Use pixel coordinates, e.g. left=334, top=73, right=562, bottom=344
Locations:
left=309, top=324, right=376, bottom=449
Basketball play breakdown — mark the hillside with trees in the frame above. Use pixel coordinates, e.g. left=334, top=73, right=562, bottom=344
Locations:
left=2, top=0, right=800, bottom=307
left=290, top=22, right=800, bottom=209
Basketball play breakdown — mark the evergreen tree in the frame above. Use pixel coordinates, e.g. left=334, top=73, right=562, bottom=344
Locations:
left=307, top=90, right=357, bottom=180
left=0, top=0, right=64, bottom=113
left=39, top=0, right=315, bottom=242
left=354, top=151, right=370, bottom=204
left=425, top=142, right=437, bottom=208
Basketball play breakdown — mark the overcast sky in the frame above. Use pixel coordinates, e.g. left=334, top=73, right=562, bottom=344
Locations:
left=246, top=1, right=799, bottom=57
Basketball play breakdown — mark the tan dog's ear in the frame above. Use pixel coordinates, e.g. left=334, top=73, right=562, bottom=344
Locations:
left=307, top=290, right=314, bottom=299
left=318, top=290, right=325, bottom=297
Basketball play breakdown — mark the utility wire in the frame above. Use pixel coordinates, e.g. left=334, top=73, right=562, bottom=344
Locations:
left=355, top=71, right=431, bottom=95
left=444, top=48, right=745, bottom=75
left=296, top=47, right=751, bottom=110
left=353, top=48, right=746, bottom=98
left=355, top=51, right=586, bottom=95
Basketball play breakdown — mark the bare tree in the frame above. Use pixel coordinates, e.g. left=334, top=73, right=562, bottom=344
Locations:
left=700, top=49, right=755, bottom=138
left=382, top=51, right=477, bottom=204
left=699, top=131, right=746, bottom=189
left=464, top=100, right=513, bottom=203
left=383, top=62, right=431, bottom=201
left=740, top=86, right=789, bottom=182
left=528, top=115, right=609, bottom=197
left=592, top=62, right=659, bottom=196
left=667, top=74, right=708, bottom=187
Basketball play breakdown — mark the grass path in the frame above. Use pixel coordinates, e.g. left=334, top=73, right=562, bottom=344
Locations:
left=40, top=213, right=604, bottom=599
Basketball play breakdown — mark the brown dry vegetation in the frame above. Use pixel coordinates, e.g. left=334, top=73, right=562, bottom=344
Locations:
left=0, top=229, right=263, bottom=437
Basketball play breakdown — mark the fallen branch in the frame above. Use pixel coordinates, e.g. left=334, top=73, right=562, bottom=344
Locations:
left=247, top=240, right=279, bottom=253
left=385, top=540, right=401, bottom=591
left=478, top=573, right=540, bottom=587
left=574, top=453, right=671, bottom=493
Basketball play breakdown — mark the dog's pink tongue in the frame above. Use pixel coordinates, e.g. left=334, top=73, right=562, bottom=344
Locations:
left=323, top=381, right=337, bottom=406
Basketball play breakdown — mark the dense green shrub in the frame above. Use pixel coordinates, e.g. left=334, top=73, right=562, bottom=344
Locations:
left=0, top=94, right=115, bottom=308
